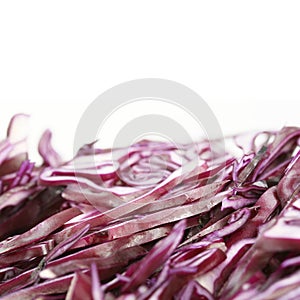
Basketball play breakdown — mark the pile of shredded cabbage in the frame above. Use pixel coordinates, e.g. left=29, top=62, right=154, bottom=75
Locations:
left=1, top=114, right=300, bottom=299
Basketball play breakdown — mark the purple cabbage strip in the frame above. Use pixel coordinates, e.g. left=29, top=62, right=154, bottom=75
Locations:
left=91, top=262, right=105, bottom=300
left=38, top=129, right=63, bottom=168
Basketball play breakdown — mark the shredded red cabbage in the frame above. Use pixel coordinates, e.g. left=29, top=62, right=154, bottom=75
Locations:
left=1, top=114, right=300, bottom=299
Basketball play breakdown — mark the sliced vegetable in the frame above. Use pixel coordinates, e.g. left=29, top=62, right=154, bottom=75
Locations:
left=1, top=116, right=300, bottom=299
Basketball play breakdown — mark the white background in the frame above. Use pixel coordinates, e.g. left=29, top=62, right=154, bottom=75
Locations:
left=0, top=1, right=300, bottom=162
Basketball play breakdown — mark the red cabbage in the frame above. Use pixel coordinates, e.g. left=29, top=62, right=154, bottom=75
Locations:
left=1, top=115, right=300, bottom=299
